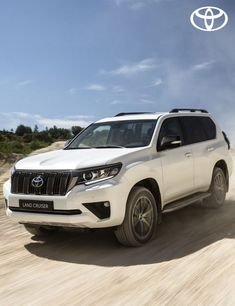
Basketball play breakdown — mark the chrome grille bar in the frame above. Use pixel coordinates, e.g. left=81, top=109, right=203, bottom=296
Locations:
left=11, top=171, right=72, bottom=196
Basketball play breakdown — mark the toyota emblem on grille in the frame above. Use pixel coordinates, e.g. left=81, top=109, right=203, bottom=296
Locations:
left=190, top=7, right=228, bottom=32
left=31, top=176, right=44, bottom=188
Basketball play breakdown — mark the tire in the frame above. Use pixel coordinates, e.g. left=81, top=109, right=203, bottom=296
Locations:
left=114, top=187, right=158, bottom=247
left=24, top=224, right=57, bottom=236
left=203, top=167, right=227, bottom=208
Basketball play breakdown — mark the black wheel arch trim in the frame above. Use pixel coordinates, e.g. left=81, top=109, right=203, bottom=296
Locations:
left=213, top=160, right=229, bottom=192
left=129, top=178, right=162, bottom=223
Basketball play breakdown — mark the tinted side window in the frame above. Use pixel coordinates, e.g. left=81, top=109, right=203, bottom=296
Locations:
left=179, top=116, right=214, bottom=145
left=157, top=117, right=184, bottom=150
left=198, top=117, right=216, bottom=140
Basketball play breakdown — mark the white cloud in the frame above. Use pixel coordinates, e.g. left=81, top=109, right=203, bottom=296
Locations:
left=141, top=99, right=155, bottom=104
left=115, top=0, right=167, bottom=10
left=104, top=58, right=156, bottom=76
left=115, top=0, right=122, bottom=6
left=68, top=84, right=123, bottom=94
left=112, top=85, right=124, bottom=93
left=16, top=80, right=33, bottom=87
left=110, top=100, right=124, bottom=105
left=68, top=87, right=79, bottom=95
left=148, top=78, right=163, bottom=87
left=12, top=112, right=30, bottom=118
left=0, top=79, right=33, bottom=90
left=85, top=84, right=107, bottom=91
left=37, top=117, right=93, bottom=129
left=0, top=112, right=93, bottom=130
left=65, top=115, right=93, bottom=120
left=129, top=2, right=146, bottom=10
left=68, top=84, right=107, bottom=94
left=191, top=61, right=214, bottom=71
left=0, top=112, right=29, bottom=130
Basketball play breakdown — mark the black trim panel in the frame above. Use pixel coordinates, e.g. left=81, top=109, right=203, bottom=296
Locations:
left=9, top=207, right=82, bottom=215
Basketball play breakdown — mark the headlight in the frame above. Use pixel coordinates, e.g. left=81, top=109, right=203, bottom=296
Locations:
left=74, top=163, right=122, bottom=185
left=10, top=166, right=16, bottom=176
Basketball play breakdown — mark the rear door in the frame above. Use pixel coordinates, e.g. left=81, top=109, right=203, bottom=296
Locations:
left=157, top=117, right=194, bottom=204
left=179, top=116, right=217, bottom=192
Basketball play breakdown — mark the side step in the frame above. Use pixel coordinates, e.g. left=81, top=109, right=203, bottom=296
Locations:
left=163, top=192, right=211, bottom=213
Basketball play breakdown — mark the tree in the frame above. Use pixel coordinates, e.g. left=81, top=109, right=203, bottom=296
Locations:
left=48, top=126, right=72, bottom=140
left=23, top=133, right=33, bottom=143
left=34, top=130, right=52, bottom=143
left=72, top=126, right=83, bottom=136
left=15, top=125, right=32, bottom=136
left=33, top=125, right=39, bottom=133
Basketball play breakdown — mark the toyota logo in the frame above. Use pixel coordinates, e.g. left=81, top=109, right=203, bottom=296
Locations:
left=31, top=176, right=44, bottom=188
left=190, top=7, right=228, bottom=32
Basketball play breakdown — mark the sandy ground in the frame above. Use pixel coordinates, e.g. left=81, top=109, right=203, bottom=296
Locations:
left=0, top=145, right=235, bottom=306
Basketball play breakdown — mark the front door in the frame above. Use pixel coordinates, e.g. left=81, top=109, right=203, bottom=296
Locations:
left=157, top=117, right=194, bottom=204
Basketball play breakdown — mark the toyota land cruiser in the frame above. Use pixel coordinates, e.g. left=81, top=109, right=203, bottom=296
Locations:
left=3, top=109, right=233, bottom=246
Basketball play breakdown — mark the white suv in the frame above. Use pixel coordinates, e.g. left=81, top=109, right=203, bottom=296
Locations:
left=3, top=109, right=233, bottom=246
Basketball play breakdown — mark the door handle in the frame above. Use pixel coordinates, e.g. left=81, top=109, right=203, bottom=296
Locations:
left=185, top=152, right=192, bottom=158
left=207, top=147, right=215, bottom=152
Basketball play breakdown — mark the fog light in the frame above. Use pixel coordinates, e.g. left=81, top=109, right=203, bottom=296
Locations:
left=104, top=201, right=110, bottom=207
left=82, top=201, right=110, bottom=219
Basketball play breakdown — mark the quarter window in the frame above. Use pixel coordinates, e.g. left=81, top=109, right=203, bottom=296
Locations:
left=179, top=116, right=216, bottom=145
left=198, top=117, right=216, bottom=140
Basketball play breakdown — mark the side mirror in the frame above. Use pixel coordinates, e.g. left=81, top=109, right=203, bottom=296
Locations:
left=160, top=135, right=182, bottom=151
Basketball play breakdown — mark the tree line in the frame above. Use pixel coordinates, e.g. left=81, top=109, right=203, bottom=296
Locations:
left=0, top=125, right=83, bottom=154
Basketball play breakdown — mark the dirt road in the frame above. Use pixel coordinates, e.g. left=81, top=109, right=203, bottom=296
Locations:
left=0, top=147, right=235, bottom=305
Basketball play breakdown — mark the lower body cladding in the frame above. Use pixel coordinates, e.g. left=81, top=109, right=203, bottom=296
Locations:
left=3, top=178, right=129, bottom=228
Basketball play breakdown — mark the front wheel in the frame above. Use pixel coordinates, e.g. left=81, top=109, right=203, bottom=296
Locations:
left=114, top=187, right=158, bottom=247
left=203, top=167, right=227, bottom=208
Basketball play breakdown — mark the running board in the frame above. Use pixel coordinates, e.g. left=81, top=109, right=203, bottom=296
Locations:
left=163, top=192, right=211, bottom=213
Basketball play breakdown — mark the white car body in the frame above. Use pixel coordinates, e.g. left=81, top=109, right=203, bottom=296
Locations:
left=3, top=110, right=233, bottom=231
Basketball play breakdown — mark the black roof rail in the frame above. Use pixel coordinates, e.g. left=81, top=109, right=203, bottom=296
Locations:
left=170, top=108, right=208, bottom=113
left=115, top=112, right=154, bottom=117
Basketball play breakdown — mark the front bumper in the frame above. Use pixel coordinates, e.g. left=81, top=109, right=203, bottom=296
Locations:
left=3, top=177, right=129, bottom=228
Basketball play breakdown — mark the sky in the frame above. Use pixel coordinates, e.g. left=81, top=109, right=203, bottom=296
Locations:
left=0, top=0, right=235, bottom=141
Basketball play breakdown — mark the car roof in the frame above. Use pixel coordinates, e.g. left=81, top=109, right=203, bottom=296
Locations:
left=96, top=113, right=166, bottom=123
left=95, top=110, right=211, bottom=123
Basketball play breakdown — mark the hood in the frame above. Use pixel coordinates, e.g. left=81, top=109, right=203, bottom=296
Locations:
left=15, top=147, right=146, bottom=170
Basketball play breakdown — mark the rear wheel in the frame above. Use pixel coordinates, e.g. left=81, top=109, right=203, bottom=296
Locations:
left=24, top=224, right=58, bottom=236
left=115, top=187, right=158, bottom=247
left=203, top=167, right=227, bottom=208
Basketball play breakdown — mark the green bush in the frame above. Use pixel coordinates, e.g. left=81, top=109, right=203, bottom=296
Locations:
left=23, top=133, right=33, bottom=143
left=0, top=124, right=83, bottom=154
left=15, top=125, right=32, bottom=136
left=30, top=141, right=47, bottom=151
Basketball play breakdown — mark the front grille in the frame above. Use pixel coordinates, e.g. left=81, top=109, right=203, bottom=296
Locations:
left=11, top=171, right=72, bottom=196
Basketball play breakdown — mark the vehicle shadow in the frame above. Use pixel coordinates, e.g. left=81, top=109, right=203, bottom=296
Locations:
left=25, top=200, right=235, bottom=267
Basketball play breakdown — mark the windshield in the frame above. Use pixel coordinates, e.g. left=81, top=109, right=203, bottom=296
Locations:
left=66, top=120, right=157, bottom=149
